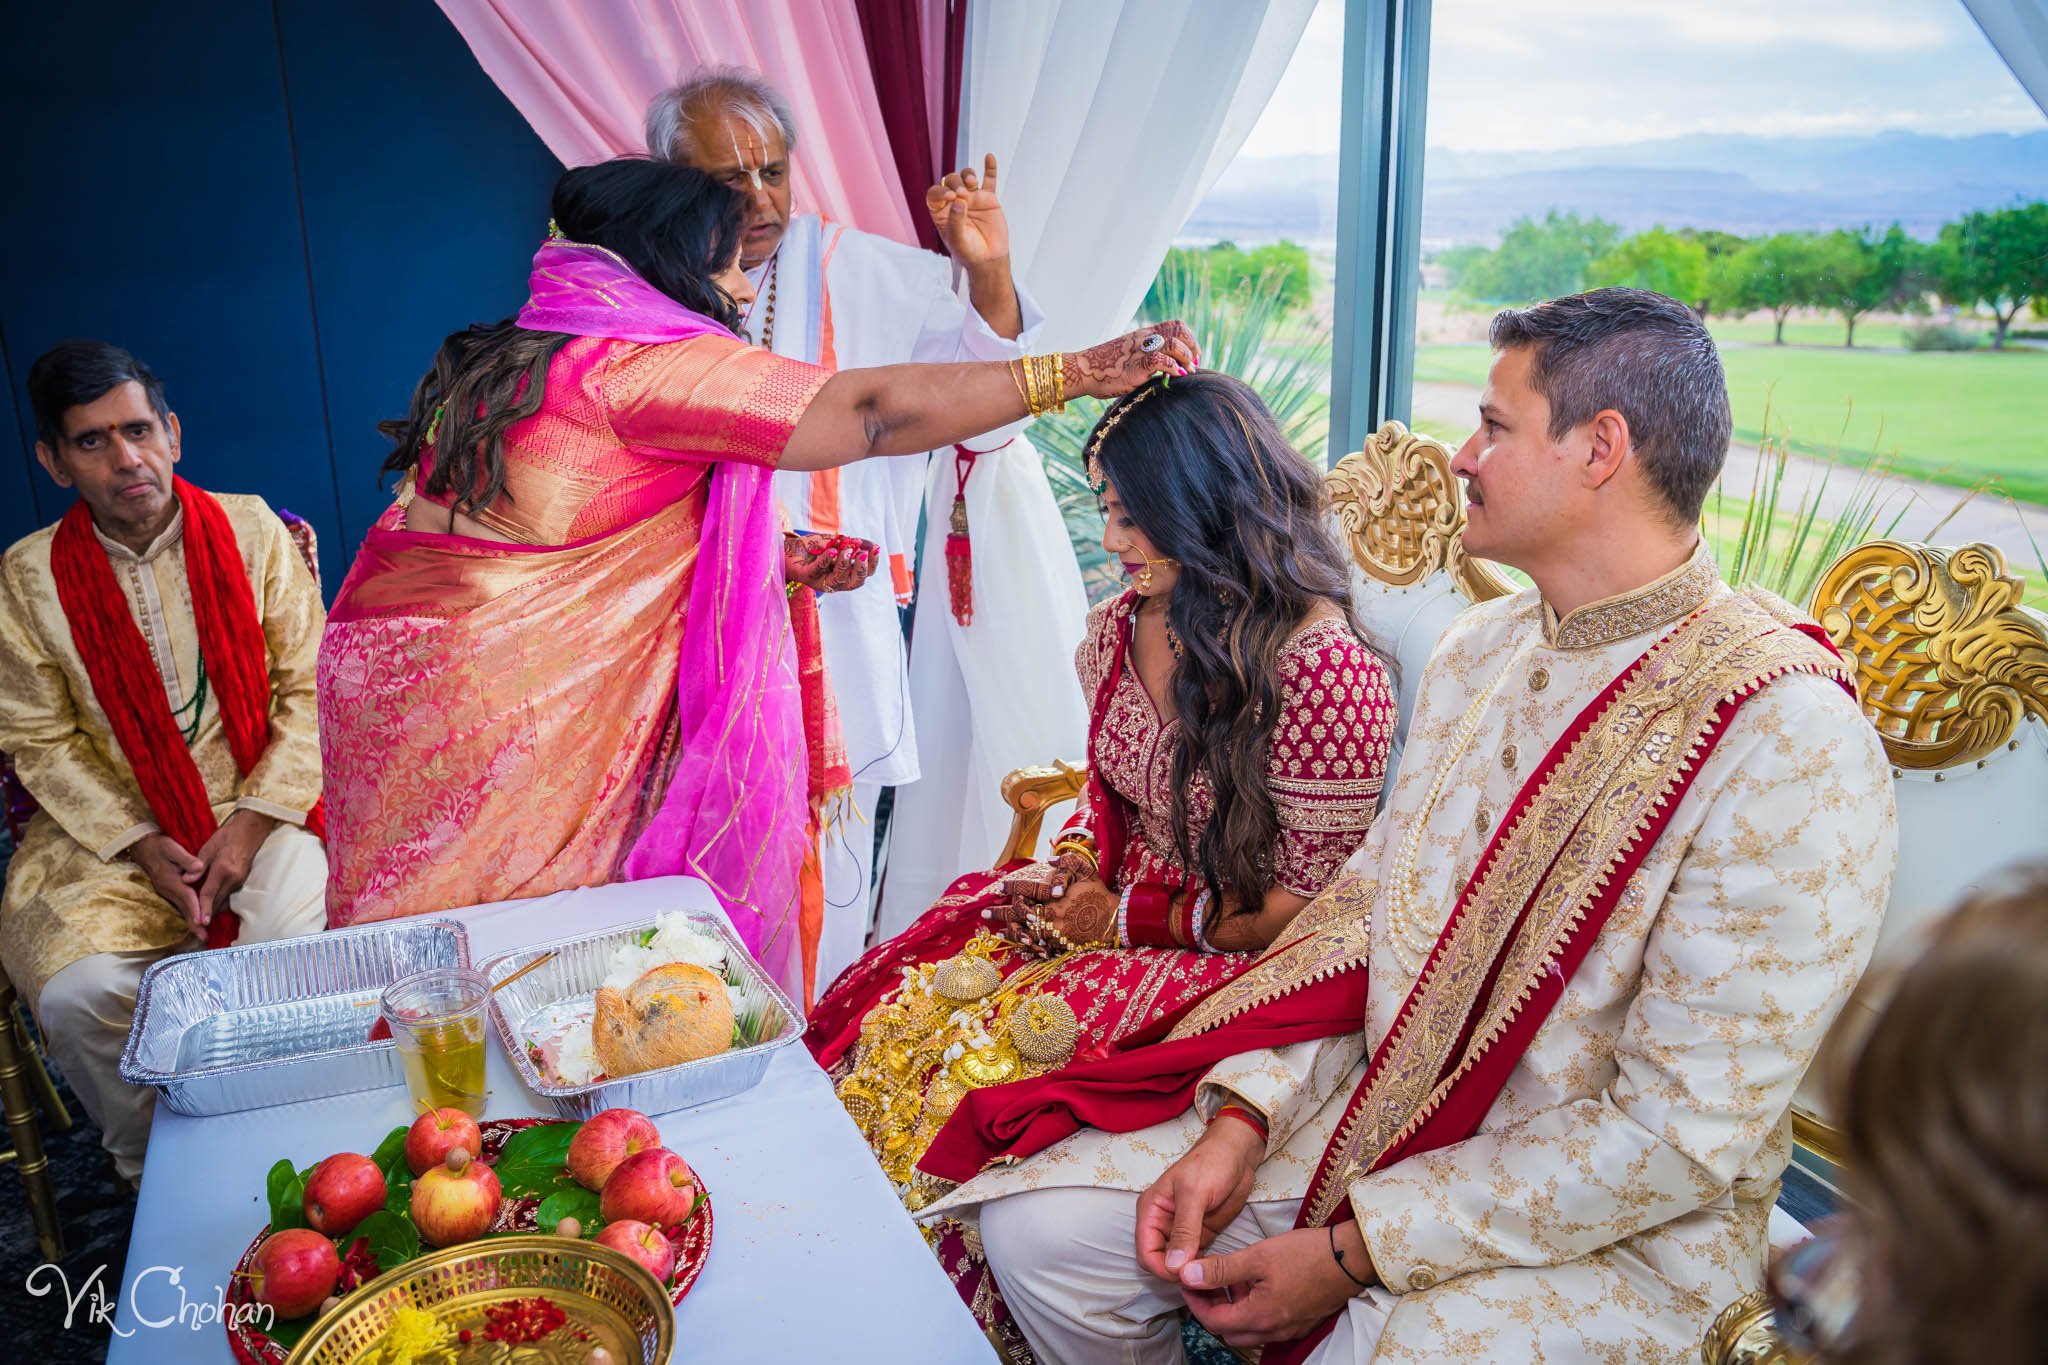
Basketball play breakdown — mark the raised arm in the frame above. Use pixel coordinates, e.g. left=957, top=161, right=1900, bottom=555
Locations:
left=779, top=323, right=1198, bottom=471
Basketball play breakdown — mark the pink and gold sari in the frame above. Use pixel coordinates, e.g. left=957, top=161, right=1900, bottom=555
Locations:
left=318, top=240, right=832, bottom=986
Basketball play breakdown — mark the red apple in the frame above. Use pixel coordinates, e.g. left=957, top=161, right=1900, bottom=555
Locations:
left=405, top=1108, right=484, bottom=1177
left=566, top=1109, right=663, bottom=1192
left=594, top=1219, right=676, bottom=1284
left=599, top=1149, right=700, bottom=1227
left=303, top=1153, right=387, bottom=1237
left=409, top=1147, right=502, bottom=1247
left=249, top=1228, right=341, bottom=1319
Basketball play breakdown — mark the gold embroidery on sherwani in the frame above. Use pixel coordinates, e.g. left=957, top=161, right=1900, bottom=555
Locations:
left=1161, top=589, right=1851, bottom=1227
left=1299, top=589, right=1848, bottom=1224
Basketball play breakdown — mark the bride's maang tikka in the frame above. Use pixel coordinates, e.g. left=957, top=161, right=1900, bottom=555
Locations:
left=1085, top=378, right=1169, bottom=493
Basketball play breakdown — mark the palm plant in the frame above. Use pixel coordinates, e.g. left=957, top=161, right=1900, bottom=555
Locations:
left=1033, top=252, right=1334, bottom=599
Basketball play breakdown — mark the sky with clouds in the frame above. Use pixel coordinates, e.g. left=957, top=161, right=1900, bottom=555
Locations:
left=1239, top=0, right=2048, bottom=157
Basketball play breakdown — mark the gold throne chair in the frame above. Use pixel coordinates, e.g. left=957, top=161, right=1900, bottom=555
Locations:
left=1703, top=538, right=2048, bottom=1363
left=995, top=420, right=1512, bottom=863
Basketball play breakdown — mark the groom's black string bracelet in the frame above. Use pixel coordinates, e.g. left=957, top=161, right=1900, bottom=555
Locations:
left=1330, top=1225, right=1372, bottom=1289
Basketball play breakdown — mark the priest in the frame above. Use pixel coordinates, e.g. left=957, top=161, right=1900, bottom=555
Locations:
left=0, top=340, right=327, bottom=1184
left=648, top=66, right=1084, bottom=999
left=920, top=289, right=1898, bottom=1361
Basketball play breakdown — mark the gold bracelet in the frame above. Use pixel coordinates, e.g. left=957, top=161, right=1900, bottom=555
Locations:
left=1050, top=353, right=1067, bottom=414
left=1007, top=358, right=1032, bottom=414
left=1051, top=837, right=1098, bottom=875
left=1022, top=352, right=1043, bottom=415
left=1034, top=353, right=1066, bottom=415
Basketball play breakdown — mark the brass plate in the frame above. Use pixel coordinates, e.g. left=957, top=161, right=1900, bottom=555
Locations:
left=285, top=1235, right=674, bottom=1365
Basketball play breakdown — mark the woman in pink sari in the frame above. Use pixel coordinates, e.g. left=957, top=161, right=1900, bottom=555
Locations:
left=316, top=158, right=1197, bottom=992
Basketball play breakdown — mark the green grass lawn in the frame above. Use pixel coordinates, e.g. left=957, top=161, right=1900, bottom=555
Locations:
left=1412, top=342, right=2048, bottom=505
left=1705, top=317, right=1966, bottom=349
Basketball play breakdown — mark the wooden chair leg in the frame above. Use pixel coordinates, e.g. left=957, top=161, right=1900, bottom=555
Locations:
left=13, top=998, right=73, bottom=1132
left=0, top=981, right=66, bottom=1263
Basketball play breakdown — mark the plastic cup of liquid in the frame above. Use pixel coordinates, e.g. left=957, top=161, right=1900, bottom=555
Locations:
left=381, top=967, right=491, bottom=1118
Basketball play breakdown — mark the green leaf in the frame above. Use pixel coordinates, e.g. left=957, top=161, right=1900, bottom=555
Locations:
left=536, top=1188, right=601, bottom=1235
left=383, top=1166, right=414, bottom=1215
left=635, top=928, right=658, bottom=948
left=266, top=1158, right=306, bottom=1232
left=350, top=1210, right=421, bottom=1272
left=370, top=1125, right=410, bottom=1180
left=262, top=1314, right=312, bottom=1349
left=489, top=1122, right=580, bottom=1197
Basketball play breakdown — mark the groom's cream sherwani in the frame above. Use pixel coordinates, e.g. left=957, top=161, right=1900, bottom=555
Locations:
left=938, top=546, right=1897, bottom=1361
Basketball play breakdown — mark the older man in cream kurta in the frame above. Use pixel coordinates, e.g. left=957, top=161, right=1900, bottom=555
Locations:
left=1, top=344, right=327, bottom=1183
left=933, top=291, right=1898, bottom=1362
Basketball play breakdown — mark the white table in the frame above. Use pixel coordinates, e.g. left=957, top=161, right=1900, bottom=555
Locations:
left=109, top=877, right=995, bottom=1363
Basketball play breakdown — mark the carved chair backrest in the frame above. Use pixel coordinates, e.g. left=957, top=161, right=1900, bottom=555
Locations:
left=1794, top=539, right=2048, bottom=1134
left=1322, top=421, right=1515, bottom=780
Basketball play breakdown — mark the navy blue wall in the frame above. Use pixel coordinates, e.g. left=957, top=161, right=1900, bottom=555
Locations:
left=0, top=1, right=560, bottom=595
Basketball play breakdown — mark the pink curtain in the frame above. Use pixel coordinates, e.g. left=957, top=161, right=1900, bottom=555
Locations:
left=434, top=0, right=921, bottom=245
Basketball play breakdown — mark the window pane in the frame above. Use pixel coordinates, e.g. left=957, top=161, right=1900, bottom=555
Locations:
left=1410, top=0, right=2048, bottom=602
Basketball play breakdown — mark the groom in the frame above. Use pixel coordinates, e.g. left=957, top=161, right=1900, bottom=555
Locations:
left=923, top=288, right=1897, bottom=1361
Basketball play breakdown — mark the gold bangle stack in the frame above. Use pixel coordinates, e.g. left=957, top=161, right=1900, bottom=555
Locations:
left=1051, top=832, right=1098, bottom=875
left=1009, top=354, right=1068, bottom=417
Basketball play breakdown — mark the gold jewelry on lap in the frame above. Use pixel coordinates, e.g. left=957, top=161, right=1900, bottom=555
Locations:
left=834, top=932, right=1085, bottom=1186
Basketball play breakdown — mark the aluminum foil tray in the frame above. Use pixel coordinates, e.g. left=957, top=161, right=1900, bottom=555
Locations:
left=119, top=919, right=470, bottom=1116
left=481, top=912, right=801, bottom=1119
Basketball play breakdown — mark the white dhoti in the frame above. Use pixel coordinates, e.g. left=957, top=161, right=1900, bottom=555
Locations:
left=980, top=1187, right=1395, bottom=1364
left=35, top=824, right=328, bottom=1183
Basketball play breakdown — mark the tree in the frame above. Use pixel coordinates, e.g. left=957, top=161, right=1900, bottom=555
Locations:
left=1144, top=240, right=1312, bottom=316
left=1933, top=202, right=2048, bottom=349
left=1588, top=227, right=1708, bottom=309
left=1677, top=228, right=1750, bottom=318
left=1725, top=232, right=1831, bottom=343
left=1813, top=224, right=1915, bottom=347
left=1456, top=210, right=1620, bottom=303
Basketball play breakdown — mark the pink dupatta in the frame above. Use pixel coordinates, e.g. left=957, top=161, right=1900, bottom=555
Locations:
left=517, top=237, right=812, bottom=980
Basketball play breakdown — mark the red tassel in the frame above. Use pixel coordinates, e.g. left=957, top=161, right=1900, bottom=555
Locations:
left=946, top=494, right=973, bottom=626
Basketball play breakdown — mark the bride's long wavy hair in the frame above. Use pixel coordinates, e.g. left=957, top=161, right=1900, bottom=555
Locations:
left=380, top=158, right=749, bottom=519
left=1092, top=372, right=1373, bottom=913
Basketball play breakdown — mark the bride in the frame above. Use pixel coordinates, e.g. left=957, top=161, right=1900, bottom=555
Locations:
left=803, top=371, right=1398, bottom=1353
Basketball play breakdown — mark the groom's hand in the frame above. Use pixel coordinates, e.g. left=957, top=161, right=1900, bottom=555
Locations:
left=1178, top=1223, right=1373, bottom=1348
left=1135, top=1113, right=1264, bottom=1280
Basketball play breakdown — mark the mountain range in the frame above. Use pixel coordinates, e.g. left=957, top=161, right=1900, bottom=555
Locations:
left=1184, top=129, right=2048, bottom=249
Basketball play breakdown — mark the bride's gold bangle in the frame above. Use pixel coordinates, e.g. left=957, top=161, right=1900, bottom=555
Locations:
left=1051, top=835, right=1098, bottom=874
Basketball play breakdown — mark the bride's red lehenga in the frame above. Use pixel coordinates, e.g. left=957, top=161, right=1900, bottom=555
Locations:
left=803, top=590, right=1397, bottom=1355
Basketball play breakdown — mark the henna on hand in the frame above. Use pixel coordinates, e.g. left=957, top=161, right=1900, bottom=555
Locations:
left=1063, top=321, right=1201, bottom=400
left=784, top=532, right=880, bottom=594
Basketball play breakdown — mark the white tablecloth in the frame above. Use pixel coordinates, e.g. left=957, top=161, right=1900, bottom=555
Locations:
left=108, top=877, right=994, bottom=1363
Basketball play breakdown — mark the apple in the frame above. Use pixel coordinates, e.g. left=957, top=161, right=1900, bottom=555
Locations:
left=566, top=1109, right=663, bottom=1192
left=405, top=1108, right=485, bottom=1177
left=249, top=1228, right=341, bottom=1319
left=593, top=1220, right=675, bottom=1284
left=599, top=1149, right=700, bottom=1227
left=303, top=1153, right=387, bottom=1237
left=409, top=1147, right=502, bottom=1247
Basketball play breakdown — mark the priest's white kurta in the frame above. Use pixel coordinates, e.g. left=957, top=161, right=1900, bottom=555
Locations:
left=940, top=552, right=1898, bottom=1362
left=743, top=214, right=1088, bottom=988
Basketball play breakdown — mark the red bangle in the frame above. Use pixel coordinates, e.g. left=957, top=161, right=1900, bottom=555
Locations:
left=1213, top=1104, right=1268, bottom=1144
left=1125, top=883, right=1175, bottom=947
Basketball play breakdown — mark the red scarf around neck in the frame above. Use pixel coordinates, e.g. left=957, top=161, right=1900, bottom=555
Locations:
left=49, top=477, right=324, bottom=947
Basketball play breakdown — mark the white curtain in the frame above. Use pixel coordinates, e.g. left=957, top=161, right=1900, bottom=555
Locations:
left=1964, top=0, right=2048, bottom=117
left=959, top=0, right=1318, bottom=350
left=876, top=0, right=1317, bottom=933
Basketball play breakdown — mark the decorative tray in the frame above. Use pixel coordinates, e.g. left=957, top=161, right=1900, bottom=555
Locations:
left=283, top=1235, right=674, bottom=1365
left=120, top=919, right=470, bottom=1116
left=480, top=913, right=802, bottom=1119
left=225, top=1117, right=711, bottom=1365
